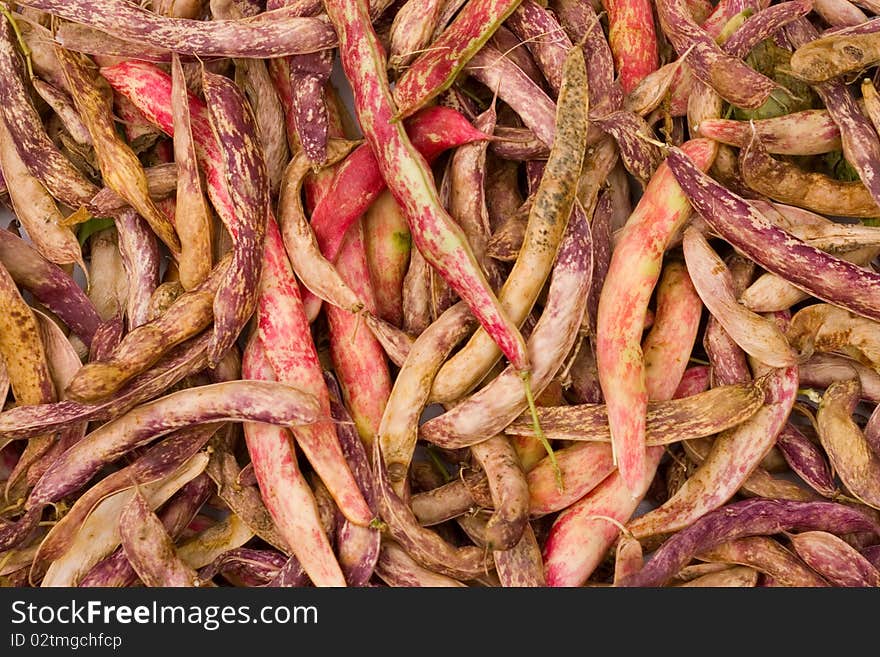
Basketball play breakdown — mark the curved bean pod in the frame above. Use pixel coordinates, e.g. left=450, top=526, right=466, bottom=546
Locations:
left=618, top=499, right=880, bottom=587
left=27, top=381, right=321, bottom=510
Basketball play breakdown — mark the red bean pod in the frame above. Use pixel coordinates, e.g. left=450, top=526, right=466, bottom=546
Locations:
left=326, top=0, right=529, bottom=376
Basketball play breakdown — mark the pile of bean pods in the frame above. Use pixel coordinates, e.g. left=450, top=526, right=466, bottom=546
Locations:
left=0, top=0, right=879, bottom=588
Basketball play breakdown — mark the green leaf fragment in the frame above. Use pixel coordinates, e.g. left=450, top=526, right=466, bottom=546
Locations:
left=76, top=217, right=115, bottom=246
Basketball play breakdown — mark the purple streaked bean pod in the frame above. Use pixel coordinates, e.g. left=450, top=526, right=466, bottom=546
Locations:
left=31, top=78, right=92, bottom=146
left=777, top=422, right=837, bottom=498
left=698, top=536, right=829, bottom=587
left=465, top=45, right=557, bottom=148
left=617, top=499, right=880, bottom=587
left=506, top=0, right=571, bottom=97
left=40, top=452, right=209, bottom=586
left=683, top=227, right=795, bottom=368
left=266, top=555, right=310, bottom=587
left=490, top=126, right=549, bottom=161
left=380, top=302, right=475, bottom=494
left=324, top=372, right=380, bottom=587
left=494, top=523, right=546, bottom=587
left=115, top=209, right=160, bottom=331
left=722, top=0, right=813, bottom=58
left=0, top=332, right=210, bottom=441
left=26, top=380, right=321, bottom=510
left=566, top=340, right=603, bottom=404
left=52, top=23, right=175, bottom=62
left=505, top=381, right=764, bottom=445
left=374, top=541, right=467, bottom=587
left=0, top=507, right=41, bottom=554
left=34, top=424, right=220, bottom=576
left=585, top=190, right=613, bottom=337
left=0, top=18, right=98, bottom=209
left=698, top=110, right=842, bottom=156
left=593, top=111, right=663, bottom=185
left=210, top=1, right=290, bottom=191
left=799, top=353, right=880, bottom=404
left=490, top=26, right=545, bottom=88
left=790, top=531, right=880, bottom=587
left=0, top=229, right=99, bottom=346
left=287, top=50, right=333, bottom=166
left=18, top=0, right=337, bottom=58
left=202, top=71, right=268, bottom=366
left=862, top=544, right=880, bottom=570
left=65, top=258, right=226, bottom=403
left=450, top=106, right=499, bottom=284
left=703, top=255, right=754, bottom=388
left=551, top=0, right=623, bottom=114
left=198, top=548, right=289, bottom=586
left=658, top=0, right=779, bottom=109
left=665, top=144, right=880, bottom=326
left=275, top=140, right=365, bottom=317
